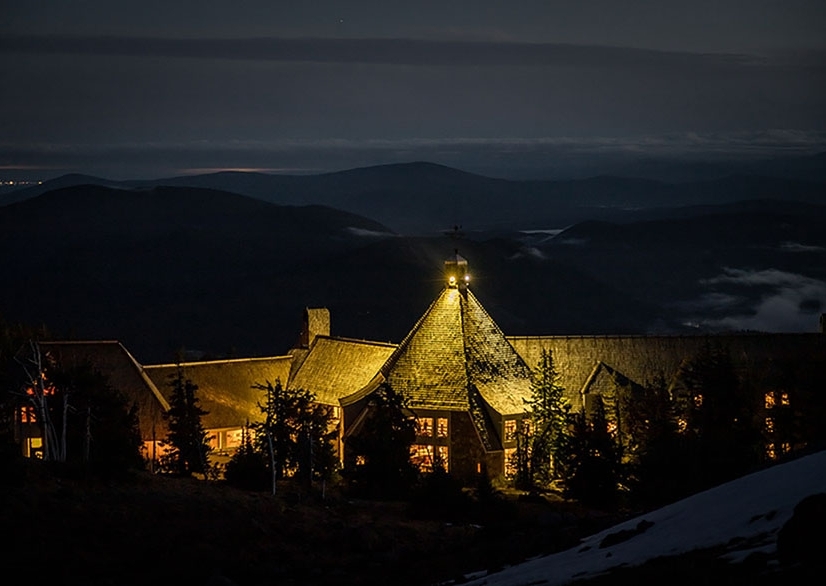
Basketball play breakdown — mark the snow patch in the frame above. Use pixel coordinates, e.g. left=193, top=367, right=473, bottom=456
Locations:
left=464, top=451, right=826, bottom=586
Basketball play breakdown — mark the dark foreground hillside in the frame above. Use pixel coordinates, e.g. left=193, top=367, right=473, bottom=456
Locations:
left=0, top=462, right=618, bottom=586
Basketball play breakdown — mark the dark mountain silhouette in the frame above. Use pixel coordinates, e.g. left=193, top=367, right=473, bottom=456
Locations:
left=0, top=184, right=659, bottom=363
left=4, top=161, right=824, bottom=235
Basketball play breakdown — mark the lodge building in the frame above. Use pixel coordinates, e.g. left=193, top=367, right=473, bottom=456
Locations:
left=17, top=254, right=826, bottom=481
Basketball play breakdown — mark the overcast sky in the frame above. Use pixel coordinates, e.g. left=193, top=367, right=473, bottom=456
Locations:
left=2, top=1, right=825, bottom=180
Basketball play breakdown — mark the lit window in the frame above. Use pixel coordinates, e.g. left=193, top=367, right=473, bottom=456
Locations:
left=766, top=444, right=776, bottom=460
left=781, top=442, right=791, bottom=453
left=764, top=392, right=776, bottom=409
left=607, top=421, right=617, bottom=435
left=677, top=418, right=687, bottom=432
left=417, top=417, right=434, bottom=436
left=765, top=417, right=774, bottom=433
left=694, top=394, right=703, bottom=408
left=410, top=444, right=435, bottom=472
left=504, top=448, right=518, bottom=478
left=522, top=419, right=533, bottom=436
left=225, top=429, right=243, bottom=449
left=435, top=446, right=449, bottom=471
left=19, top=406, right=36, bottom=423
left=356, top=455, right=366, bottom=466
left=436, top=417, right=448, bottom=438
left=504, top=419, right=517, bottom=441
left=780, top=392, right=790, bottom=406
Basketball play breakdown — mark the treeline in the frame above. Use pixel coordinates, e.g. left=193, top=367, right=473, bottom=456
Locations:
left=517, top=344, right=826, bottom=510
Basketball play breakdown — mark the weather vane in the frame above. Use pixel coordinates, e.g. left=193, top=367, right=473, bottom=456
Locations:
left=444, top=224, right=465, bottom=255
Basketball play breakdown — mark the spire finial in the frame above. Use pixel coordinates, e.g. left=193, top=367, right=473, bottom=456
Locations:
left=443, top=225, right=470, bottom=290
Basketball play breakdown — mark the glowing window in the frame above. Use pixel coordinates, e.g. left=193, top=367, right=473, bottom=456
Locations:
left=781, top=442, right=791, bottom=453
left=410, top=444, right=434, bottom=472
left=417, top=417, right=434, bottom=436
left=521, top=419, right=533, bottom=436
left=225, top=429, right=243, bottom=449
left=764, top=392, right=776, bottom=409
left=780, top=392, right=790, bottom=406
left=435, top=446, right=449, bottom=471
left=677, top=418, right=687, bottom=432
left=504, top=447, right=518, bottom=478
left=356, top=455, right=366, bottom=466
left=504, top=419, right=517, bottom=441
left=694, top=394, right=703, bottom=408
left=607, top=421, right=618, bottom=435
left=766, top=444, right=776, bottom=460
left=436, top=417, right=448, bottom=438
left=19, top=406, right=36, bottom=423
left=765, top=417, right=774, bottom=433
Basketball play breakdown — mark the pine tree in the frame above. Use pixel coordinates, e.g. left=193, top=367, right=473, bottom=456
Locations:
left=224, top=424, right=270, bottom=491
left=161, top=368, right=212, bottom=477
left=558, top=398, right=621, bottom=508
left=344, top=383, right=418, bottom=499
left=677, top=341, right=762, bottom=491
left=250, top=380, right=336, bottom=495
left=521, top=348, right=570, bottom=490
left=622, top=374, right=688, bottom=506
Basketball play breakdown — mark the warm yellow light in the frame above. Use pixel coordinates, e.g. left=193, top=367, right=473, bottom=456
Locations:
left=464, top=274, right=470, bottom=282
left=449, top=275, right=456, bottom=284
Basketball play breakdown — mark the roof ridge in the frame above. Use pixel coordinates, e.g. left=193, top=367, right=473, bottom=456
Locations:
left=313, top=335, right=398, bottom=348
left=41, top=340, right=121, bottom=345
left=145, top=355, right=293, bottom=369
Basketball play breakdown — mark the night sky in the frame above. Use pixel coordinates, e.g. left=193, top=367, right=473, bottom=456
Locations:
left=2, top=1, right=825, bottom=180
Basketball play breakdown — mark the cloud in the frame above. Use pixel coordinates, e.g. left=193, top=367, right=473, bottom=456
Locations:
left=702, top=267, right=824, bottom=289
left=697, top=268, right=826, bottom=332
left=345, top=227, right=397, bottom=238
left=0, top=34, right=771, bottom=70
left=780, top=241, right=826, bottom=253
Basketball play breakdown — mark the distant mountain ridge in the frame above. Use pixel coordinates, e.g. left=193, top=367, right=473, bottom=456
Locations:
left=4, top=161, right=824, bottom=235
left=0, top=183, right=662, bottom=362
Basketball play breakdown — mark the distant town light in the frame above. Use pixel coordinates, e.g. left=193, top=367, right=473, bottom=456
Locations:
left=449, top=275, right=456, bottom=285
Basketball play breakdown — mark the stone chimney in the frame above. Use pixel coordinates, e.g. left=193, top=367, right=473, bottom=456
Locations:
left=299, top=307, right=330, bottom=348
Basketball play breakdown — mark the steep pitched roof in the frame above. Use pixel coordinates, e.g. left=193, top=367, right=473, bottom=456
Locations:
left=288, top=336, right=397, bottom=405
left=143, top=356, right=293, bottom=430
left=381, top=287, right=533, bottom=416
left=38, top=341, right=168, bottom=438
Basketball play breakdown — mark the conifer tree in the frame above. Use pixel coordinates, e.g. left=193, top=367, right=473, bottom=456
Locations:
left=677, top=341, right=762, bottom=491
left=162, top=369, right=212, bottom=477
left=521, top=348, right=570, bottom=490
left=251, top=380, right=335, bottom=495
left=623, top=374, right=688, bottom=506
left=557, top=398, right=621, bottom=508
left=224, top=424, right=269, bottom=491
left=344, top=383, right=418, bottom=499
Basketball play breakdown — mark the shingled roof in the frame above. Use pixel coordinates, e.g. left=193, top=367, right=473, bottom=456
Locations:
left=508, top=333, right=826, bottom=410
left=143, top=356, right=293, bottom=430
left=288, top=336, right=397, bottom=406
left=381, top=287, right=534, bottom=416
left=38, top=341, right=168, bottom=438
